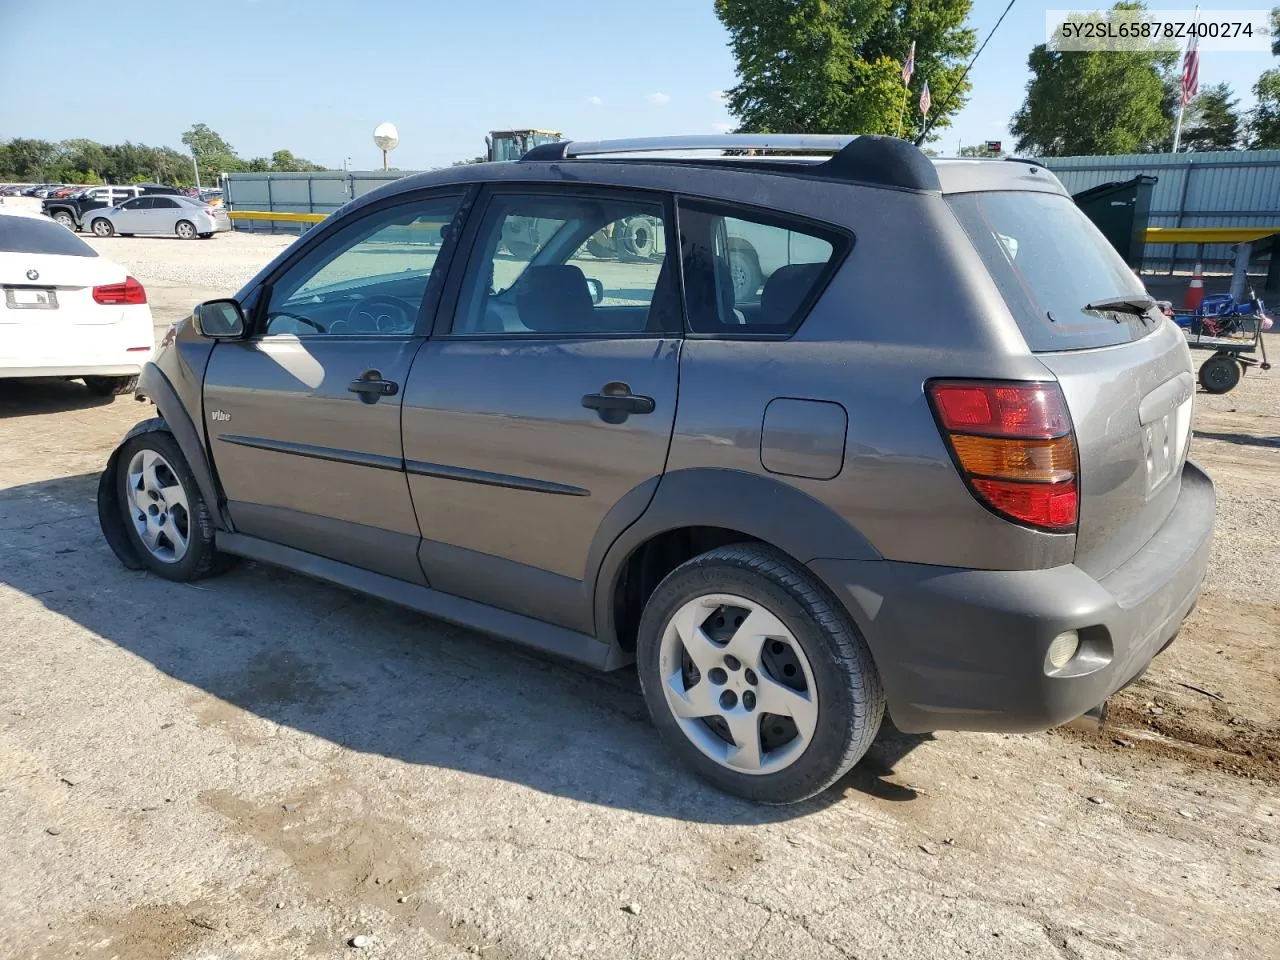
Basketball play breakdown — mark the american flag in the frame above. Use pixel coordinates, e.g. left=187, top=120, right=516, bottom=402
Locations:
left=1181, top=31, right=1200, bottom=105
left=902, top=41, right=915, bottom=86
left=919, top=80, right=931, bottom=116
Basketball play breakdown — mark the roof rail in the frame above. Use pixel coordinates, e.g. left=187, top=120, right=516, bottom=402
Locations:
left=521, top=134, right=857, bottom=160
left=519, top=134, right=940, bottom=192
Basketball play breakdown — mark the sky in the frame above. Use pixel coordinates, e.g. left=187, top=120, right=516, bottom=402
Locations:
left=1, top=0, right=1276, bottom=169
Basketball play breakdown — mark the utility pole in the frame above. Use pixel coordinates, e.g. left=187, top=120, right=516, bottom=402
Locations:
left=192, top=148, right=201, bottom=191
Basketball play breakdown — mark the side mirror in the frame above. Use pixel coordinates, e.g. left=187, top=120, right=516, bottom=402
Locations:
left=585, top=277, right=605, bottom=305
left=194, top=299, right=246, bottom=339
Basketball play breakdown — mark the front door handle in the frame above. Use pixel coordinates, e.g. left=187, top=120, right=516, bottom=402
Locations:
left=582, top=382, right=655, bottom=423
left=348, top=369, right=399, bottom=403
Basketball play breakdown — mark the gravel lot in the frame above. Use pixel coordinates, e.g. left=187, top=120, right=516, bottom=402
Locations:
left=0, top=215, right=1277, bottom=960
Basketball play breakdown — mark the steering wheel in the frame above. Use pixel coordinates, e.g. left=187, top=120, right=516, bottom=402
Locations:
left=345, top=295, right=416, bottom=335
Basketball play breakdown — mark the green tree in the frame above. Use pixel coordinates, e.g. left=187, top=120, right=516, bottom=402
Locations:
left=246, top=156, right=271, bottom=172
left=1011, top=2, right=1176, bottom=156
left=713, top=0, right=975, bottom=140
left=2, top=138, right=60, bottom=180
left=181, top=122, right=235, bottom=157
left=1181, top=83, right=1241, bottom=151
left=181, top=123, right=241, bottom=182
left=1247, top=69, right=1280, bottom=147
left=269, top=149, right=327, bottom=172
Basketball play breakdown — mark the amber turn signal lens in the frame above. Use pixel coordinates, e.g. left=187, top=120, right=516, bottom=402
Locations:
left=949, top=434, right=1077, bottom=483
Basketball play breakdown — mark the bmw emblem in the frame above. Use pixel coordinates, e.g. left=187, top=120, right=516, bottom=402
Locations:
left=26, top=269, right=38, bottom=281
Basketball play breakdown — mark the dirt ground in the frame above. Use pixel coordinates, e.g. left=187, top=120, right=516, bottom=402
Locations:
left=0, top=225, right=1277, bottom=960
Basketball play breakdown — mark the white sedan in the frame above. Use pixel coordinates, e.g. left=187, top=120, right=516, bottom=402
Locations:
left=86, top=194, right=232, bottom=240
left=0, top=208, right=154, bottom=395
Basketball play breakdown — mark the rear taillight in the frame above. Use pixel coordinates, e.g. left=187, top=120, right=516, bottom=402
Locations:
left=928, top=380, right=1078, bottom=532
left=92, top=276, right=147, bottom=305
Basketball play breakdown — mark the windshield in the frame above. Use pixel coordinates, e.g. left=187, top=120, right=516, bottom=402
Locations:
left=948, top=191, right=1156, bottom=352
left=0, top=214, right=98, bottom=257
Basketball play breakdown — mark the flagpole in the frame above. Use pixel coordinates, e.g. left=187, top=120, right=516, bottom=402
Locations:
left=897, top=41, right=915, bottom=138
left=1172, top=5, right=1199, bottom=153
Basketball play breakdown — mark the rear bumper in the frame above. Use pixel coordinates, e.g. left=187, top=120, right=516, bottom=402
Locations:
left=811, top=460, right=1215, bottom=734
left=0, top=362, right=146, bottom=378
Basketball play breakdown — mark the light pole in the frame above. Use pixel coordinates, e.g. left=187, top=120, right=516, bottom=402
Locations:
left=191, top=147, right=201, bottom=191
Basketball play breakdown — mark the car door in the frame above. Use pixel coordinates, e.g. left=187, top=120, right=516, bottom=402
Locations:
left=147, top=196, right=181, bottom=234
left=111, top=196, right=150, bottom=231
left=401, top=187, right=682, bottom=633
left=201, top=191, right=468, bottom=583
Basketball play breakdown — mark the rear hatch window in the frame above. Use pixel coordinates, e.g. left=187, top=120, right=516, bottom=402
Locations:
left=0, top=215, right=98, bottom=257
left=948, top=191, right=1157, bottom=352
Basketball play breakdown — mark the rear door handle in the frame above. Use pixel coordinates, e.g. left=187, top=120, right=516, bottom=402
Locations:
left=582, top=382, right=655, bottom=423
left=348, top=370, right=399, bottom=403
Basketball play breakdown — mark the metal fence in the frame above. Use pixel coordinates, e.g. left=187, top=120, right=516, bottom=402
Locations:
left=224, top=154, right=1280, bottom=272
left=222, top=170, right=422, bottom=233
left=1041, top=150, right=1280, bottom=273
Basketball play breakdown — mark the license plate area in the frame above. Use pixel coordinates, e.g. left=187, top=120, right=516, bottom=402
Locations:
left=1142, top=410, right=1176, bottom=494
left=4, top=287, right=59, bottom=310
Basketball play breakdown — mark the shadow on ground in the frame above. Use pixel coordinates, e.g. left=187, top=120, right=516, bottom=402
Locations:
left=1193, top=430, right=1280, bottom=450
left=0, top=473, right=932, bottom=825
left=0, top=378, right=114, bottom=416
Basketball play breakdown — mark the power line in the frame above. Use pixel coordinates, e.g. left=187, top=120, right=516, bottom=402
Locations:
left=914, top=0, right=1019, bottom=148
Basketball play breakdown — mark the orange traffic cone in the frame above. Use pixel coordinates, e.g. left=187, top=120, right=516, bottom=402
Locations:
left=1183, top=262, right=1205, bottom=312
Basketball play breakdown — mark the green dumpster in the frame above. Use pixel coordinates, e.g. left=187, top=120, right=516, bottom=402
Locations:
left=1072, top=174, right=1158, bottom=269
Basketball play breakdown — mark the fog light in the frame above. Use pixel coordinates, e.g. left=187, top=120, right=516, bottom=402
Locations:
left=1048, top=630, right=1080, bottom=669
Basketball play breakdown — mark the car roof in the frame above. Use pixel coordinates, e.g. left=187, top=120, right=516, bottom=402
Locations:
left=375, top=135, right=1067, bottom=205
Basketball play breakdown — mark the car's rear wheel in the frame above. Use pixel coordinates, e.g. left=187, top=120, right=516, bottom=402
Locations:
left=198, top=232, right=213, bottom=239
left=84, top=375, right=138, bottom=397
left=1199, top=354, right=1242, bottom=393
left=636, top=544, right=885, bottom=804
left=115, top=431, right=224, bottom=581
left=52, top=211, right=76, bottom=230
left=90, top=218, right=114, bottom=238
left=175, top=220, right=197, bottom=240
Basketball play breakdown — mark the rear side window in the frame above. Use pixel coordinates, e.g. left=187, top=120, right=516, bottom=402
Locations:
left=0, top=215, right=98, bottom=257
left=948, top=191, right=1156, bottom=352
left=678, top=200, right=846, bottom=336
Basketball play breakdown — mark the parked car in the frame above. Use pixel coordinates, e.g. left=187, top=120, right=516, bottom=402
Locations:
left=95, top=135, right=1214, bottom=804
left=44, top=183, right=184, bottom=232
left=86, top=194, right=230, bottom=239
left=0, top=207, right=154, bottom=395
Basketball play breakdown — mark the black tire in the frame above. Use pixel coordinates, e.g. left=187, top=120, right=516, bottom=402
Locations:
left=175, top=219, right=197, bottom=240
left=90, top=217, right=114, bottom=238
left=198, top=232, right=214, bottom=239
left=84, top=375, right=138, bottom=397
left=1199, top=354, right=1241, bottom=393
left=52, top=210, right=77, bottom=231
left=120, top=233, right=134, bottom=238
left=727, top=242, right=764, bottom=301
left=636, top=543, right=885, bottom=804
left=114, top=430, right=226, bottom=582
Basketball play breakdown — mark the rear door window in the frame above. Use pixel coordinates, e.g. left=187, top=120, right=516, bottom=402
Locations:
left=677, top=200, right=847, bottom=336
left=0, top=215, right=98, bottom=256
left=948, top=191, right=1159, bottom=352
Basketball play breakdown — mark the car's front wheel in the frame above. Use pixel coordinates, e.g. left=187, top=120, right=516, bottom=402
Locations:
left=115, top=431, right=224, bottom=581
left=53, top=211, right=76, bottom=231
left=636, top=544, right=885, bottom=804
left=90, top=218, right=114, bottom=238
